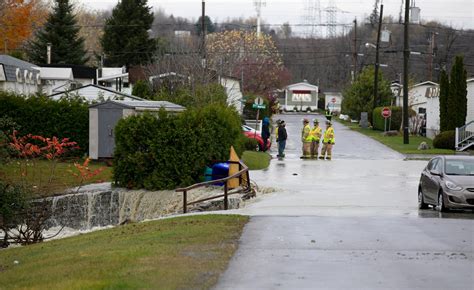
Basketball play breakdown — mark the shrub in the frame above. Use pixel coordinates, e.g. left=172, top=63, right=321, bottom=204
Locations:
left=114, top=104, right=242, bottom=190
left=132, top=80, right=153, bottom=99
left=372, top=106, right=403, bottom=131
left=433, top=130, right=455, bottom=150
left=233, top=135, right=258, bottom=156
left=372, top=107, right=417, bottom=132
left=0, top=181, right=29, bottom=248
left=0, top=92, right=88, bottom=155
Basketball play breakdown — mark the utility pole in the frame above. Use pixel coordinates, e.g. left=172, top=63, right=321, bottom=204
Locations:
left=352, top=18, right=357, bottom=81
left=201, top=0, right=206, bottom=68
left=428, top=32, right=436, bottom=81
left=373, top=4, right=383, bottom=111
left=403, top=0, right=410, bottom=144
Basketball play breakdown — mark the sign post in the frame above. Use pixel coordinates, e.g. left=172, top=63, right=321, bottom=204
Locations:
left=252, top=97, right=266, bottom=139
left=381, top=107, right=392, bottom=132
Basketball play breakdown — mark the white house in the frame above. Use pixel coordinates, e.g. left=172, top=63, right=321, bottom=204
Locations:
left=283, top=81, right=319, bottom=112
left=323, top=91, right=343, bottom=113
left=98, top=67, right=131, bottom=94
left=0, top=55, right=41, bottom=95
left=36, top=67, right=74, bottom=95
left=395, top=81, right=439, bottom=114
left=49, top=84, right=143, bottom=103
left=220, top=76, right=243, bottom=114
left=424, top=78, right=474, bottom=139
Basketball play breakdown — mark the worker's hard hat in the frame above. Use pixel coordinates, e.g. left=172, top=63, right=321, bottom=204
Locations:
left=303, top=118, right=309, bottom=123
left=313, top=119, right=319, bottom=123
left=326, top=121, right=332, bottom=125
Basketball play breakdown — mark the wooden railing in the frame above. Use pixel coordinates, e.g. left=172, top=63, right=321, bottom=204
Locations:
left=175, top=161, right=251, bottom=213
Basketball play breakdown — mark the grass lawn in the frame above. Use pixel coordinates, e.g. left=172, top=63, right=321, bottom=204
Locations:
left=241, top=151, right=271, bottom=170
left=0, top=159, right=113, bottom=196
left=0, top=215, right=249, bottom=290
left=337, top=119, right=455, bottom=155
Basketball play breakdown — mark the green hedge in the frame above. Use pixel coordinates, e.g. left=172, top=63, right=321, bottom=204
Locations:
left=0, top=92, right=88, bottom=155
left=372, top=106, right=402, bottom=131
left=113, top=104, right=242, bottom=190
left=433, top=130, right=455, bottom=150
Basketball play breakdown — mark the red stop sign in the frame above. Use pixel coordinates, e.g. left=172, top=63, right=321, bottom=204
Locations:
left=382, top=107, right=391, bottom=118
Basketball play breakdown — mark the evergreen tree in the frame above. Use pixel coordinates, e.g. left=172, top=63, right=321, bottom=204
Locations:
left=195, top=16, right=216, bottom=36
left=27, top=0, right=88, bottom=65
left=438, top=69, right=449, bottom=131
left=341, top=66, right=392, bottom=122
left=449, top=55, right=468, bottom=129
left=101, top=0, right=156, bottom=67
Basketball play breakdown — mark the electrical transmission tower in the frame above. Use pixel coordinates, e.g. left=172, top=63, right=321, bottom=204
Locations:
left=325, top=0, right=338, bottom=38
left=253, top=0, right=266, bottom=36
left=302, top=0, right=321, bottom=38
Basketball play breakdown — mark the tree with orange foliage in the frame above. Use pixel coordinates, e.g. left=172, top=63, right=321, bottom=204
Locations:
left=0, top=0, right=47, bottom=54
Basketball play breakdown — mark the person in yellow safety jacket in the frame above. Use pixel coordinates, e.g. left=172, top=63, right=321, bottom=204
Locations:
left=309, top=119, right=322, bottom=159
left=300, top=118, right=311, bottom=159
left=320, top=121, right=335, bottom=160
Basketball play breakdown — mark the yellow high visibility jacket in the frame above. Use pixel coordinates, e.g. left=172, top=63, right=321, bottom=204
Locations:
left=301, top=124, right=311, bottom=142
left=308, top=126, right=322, bottom=142
left=323, top=127, right=335, bottom=144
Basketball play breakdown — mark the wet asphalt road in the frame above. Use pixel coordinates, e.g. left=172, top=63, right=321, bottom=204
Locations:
left=216, top=114, right=474, bottom=290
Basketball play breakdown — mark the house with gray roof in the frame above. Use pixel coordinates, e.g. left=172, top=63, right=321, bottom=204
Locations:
left=0, top=55, right=41, bottom=95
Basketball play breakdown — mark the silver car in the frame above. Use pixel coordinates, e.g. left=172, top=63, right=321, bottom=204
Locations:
left=418, top=156, right=474, bottom=212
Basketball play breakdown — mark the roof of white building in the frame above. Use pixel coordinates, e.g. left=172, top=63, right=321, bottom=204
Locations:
left=48, top=84, right=143, bottom=102
left=411, top=81, right=439, bottom=88
left=286, top=81, right=318, bottom=91
left=0, top=55, right=39, bottom=82
left=89, top=100, right=185, bottom=112
left=37, top=67, right=74, bottom=80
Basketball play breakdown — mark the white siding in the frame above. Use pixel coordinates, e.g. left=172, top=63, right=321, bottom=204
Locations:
left=426, top=96, right=440, bottom=139
left=467, top=81, right=474, bottom=123
left=89, top=108, right=99, bottom=159
left=0, top=81, right=39, bottom=95
left=220, top=77, right=243, bottom=114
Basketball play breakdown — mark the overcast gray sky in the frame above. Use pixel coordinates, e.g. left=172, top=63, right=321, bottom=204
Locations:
left=78, top=0, right=474, bottom=32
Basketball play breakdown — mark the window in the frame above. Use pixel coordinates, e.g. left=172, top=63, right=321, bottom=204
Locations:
left=427, top=159, right=438, bottom=170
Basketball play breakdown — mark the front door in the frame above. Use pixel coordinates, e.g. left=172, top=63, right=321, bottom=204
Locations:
left=98, top=109, right=123, bottom=158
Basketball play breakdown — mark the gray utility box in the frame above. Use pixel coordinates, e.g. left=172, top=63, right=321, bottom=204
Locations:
left=89, top=100, right=185, bottom=159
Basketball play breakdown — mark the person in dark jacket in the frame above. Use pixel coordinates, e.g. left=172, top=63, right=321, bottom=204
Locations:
left=261, top=117, right=271, bottom=152
left=276, top=120, right=287, bottom=158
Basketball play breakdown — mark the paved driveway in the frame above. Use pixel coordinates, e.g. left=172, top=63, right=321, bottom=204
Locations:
left=215, top=114, right=474, bottom=289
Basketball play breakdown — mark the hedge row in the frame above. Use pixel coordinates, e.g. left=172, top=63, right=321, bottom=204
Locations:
left=372, top=106, right=402, bottom=131
left=113, top=104, right=242, bottom=190
left=0, top=92, right=88, bottom=155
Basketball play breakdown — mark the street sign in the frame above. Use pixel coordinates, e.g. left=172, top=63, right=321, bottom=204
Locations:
left=331, top=97, right=337, bottom=103
left=254, top=97, right=264, bottom=106
left=252, top=104, right=266, bottom=109
left=382, top=107, right=391, bottom=119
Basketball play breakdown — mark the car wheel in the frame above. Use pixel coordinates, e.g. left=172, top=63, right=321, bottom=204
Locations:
left=437, top=191, right=448, bottom=212
left=418, top=187, right=429, bottom=209
left=255, top=143, right=261, bottom=152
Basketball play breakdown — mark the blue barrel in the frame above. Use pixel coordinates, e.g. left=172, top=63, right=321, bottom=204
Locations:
left=211, top=162, right=229, bottom=186
left=204, top=166, right=213, bottom=182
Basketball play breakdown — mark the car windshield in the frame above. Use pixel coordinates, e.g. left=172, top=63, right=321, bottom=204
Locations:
left=444, top=159, right=474, bottom=176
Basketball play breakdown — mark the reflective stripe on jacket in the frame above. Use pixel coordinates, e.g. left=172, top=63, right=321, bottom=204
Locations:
left=301, top=124, right=311, bottom=142
left=323, top=127, right=335, bottom=144
left=309, top=126, right=322, bottom=142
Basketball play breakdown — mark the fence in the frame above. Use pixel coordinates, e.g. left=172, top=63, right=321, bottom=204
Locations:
left=175, top=161, right=251, bottom=213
